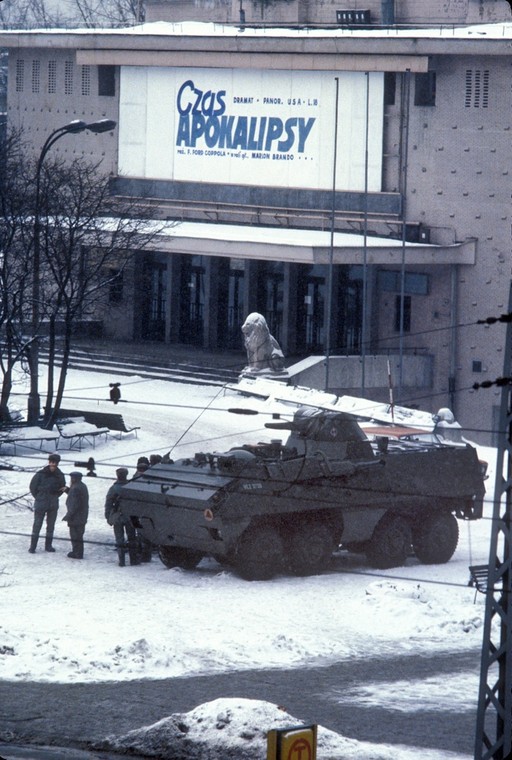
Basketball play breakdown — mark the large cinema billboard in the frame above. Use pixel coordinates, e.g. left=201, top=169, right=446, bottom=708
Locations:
left=118, top=67, right=384, bottom=192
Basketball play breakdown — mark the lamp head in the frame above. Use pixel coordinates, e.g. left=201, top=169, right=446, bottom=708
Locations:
left=65, top=119, right=88, bottom=134
left=86, top=119, right=117, bottom=134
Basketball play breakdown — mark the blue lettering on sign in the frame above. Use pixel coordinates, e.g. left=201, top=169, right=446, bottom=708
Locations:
left=175, top=79, right=316, bottom=154
left=176, top=79, right=226, bottom=116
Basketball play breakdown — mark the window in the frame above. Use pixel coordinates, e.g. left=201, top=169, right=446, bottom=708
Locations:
left=64, top=61, right=73, bottom=95
left=414, top=72, right=436, bottom=106
left=384, top=72, right=396, bottom=106
left=15, top=59, right=24, bottom=92
left=81, top=65, right=91, bottom=96
left=465, top=69, right=489, bottom=108
left=31, top=60, right=40, bottom=93
left=98, top=65, right=116, bottom=97
left=379, top=270, right=429, bottom=295
left=109, top=269, right=123, bottom=304
left=48, top=60, right=57, bottom=93
left=395, top=295, right=411, bottom=333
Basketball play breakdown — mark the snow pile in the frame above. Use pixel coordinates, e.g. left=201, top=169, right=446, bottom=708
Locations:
left=94, top=697, right=467, bottom=760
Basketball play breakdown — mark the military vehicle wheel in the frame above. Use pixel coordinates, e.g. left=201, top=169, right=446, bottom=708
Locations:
left=413, top=511, right=459, bottom=564
left=235, top=524, right=283, bottom=580
left=287, top=522, right=335, bottom=576
left=158, top=546, right=204, bottom=570
left=366, top=512, right=412, bottom=569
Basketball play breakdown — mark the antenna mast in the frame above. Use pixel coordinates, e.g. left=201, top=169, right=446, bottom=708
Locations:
left=474, top=282, right=512, bottom=759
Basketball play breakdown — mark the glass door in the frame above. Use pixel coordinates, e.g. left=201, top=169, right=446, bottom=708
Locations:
left=297, top=265, right=326, bottom=352
left=180, top=256, right=205, bottom=345
left=141, top=262, right=166, bottom=340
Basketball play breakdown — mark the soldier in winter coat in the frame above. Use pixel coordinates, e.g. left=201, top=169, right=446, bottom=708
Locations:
left=104, top=467, right=139, bottom=566
left=29, top=453, right=66, bottom=553
left=62, top=471, right=89, bottom=559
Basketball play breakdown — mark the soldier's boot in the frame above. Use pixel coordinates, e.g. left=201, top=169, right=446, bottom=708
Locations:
left=140, top=540, right=152, bottom=563
left=45, top=533, right=55, bottom=552
left=28, top=536, right=38, bottom=554
left=117, top=548, right=126, bottom=567
left=128, top=540, right=140, bottom=566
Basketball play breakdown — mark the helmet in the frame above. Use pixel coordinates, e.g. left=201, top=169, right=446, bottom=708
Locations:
left=436, top=408, right=455, bottom=424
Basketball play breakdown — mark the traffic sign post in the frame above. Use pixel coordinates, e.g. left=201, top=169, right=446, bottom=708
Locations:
left=267, top=724, right=317, bottom=760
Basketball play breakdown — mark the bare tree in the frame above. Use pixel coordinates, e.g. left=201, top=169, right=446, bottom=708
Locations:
left=0, top=130, right=167, bottom=426
left=0, top=0, right=144, bottom=29
left=34, top=155, right=163, bottom=427
left=0, top=0, right=70, bottom=29
left=73, top=0, right=145, bottom=27
left=0, top=131, right=36, bottom=422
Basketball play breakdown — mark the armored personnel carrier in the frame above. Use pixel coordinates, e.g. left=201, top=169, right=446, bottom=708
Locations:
left=118, top=407, right=487, bottom=580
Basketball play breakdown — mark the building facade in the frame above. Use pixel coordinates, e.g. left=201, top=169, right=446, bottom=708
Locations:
left=147, top=0, right=511, bottom=26
left=1, top=0, right=512, bottom=442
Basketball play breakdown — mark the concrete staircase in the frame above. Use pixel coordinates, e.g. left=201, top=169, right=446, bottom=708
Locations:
left=40, top=344, right=241, bottom=387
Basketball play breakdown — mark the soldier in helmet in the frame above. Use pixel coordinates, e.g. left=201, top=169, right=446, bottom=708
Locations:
left=104, top=467, right=139, bottom=566
left=434, top=407, right=463, bottom=443
left=133, top=457, right=153, bottom=563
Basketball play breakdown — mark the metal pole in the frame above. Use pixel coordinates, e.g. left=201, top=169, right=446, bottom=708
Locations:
left=27, top=127, right=66, bottom=424
left=474, top=283, right=512, bottom=760
left=325, top=76, right=339, bottom=391
left=398, top=70, right=411, bottom=402
left=361, top=72, right=370, bottom=395
left=449, top=263, right=458, bottom=415
left=474, top=281, right=512, bottom=758
left=26, top=119, right=117, bottom=423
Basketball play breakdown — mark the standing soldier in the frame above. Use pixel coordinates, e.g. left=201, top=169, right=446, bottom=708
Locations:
left=62, top=472, right=89, bottom=559
left=29, top=453, right=66, bottom=554
left=104, top=468, right=139, bottom=567
left=133, top=457, right=153, bottom=562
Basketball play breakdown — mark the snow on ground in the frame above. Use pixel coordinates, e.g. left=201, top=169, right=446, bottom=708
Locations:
left=0, top=367, right=497, bottom=758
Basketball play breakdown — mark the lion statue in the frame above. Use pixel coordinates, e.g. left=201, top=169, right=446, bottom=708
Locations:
left=241, top=312, right=286, bottom=374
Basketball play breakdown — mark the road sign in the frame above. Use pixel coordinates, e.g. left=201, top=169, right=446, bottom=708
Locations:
left=267, top=724, right=317, bottom=760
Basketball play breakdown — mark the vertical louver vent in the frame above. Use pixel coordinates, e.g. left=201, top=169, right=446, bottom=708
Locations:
left=465, top=69, right=489, bottom=108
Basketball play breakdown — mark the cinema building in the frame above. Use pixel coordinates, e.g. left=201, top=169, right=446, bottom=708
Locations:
left=1, top=0, right=511, bottom=441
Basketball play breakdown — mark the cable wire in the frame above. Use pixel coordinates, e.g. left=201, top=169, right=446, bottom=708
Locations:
left=0, top=527, right=489, bottom=592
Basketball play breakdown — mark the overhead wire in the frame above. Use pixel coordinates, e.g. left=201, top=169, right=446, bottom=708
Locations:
left=5, top=382, right=505, bottom=438
left=51, top=309, right=509, bottom=381
left=1, top=467, right=500, bottom=516
left=0, top=440, right=499, bottom=522
left=1, top=313, right=507, bottom=593
left=14, top=311, right=511, bottom=434
left=11, top=309, right=506, bottom=409
left=335, top=316, right=489, bottom=356
left=58, top=396, right=512, bottom=439
left=1, top=313, right=504, bottom=545
left=0, top=439, right=497, bottom=591
left=0, top=525, right=492, bottom=593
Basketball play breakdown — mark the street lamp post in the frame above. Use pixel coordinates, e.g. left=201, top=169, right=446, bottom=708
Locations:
left=27, top=118, right=117, bottom=424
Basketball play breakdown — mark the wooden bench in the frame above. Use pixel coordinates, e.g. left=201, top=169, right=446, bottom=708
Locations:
left=0, top=425, right=60, bottom=455
left=468, top=563, right=502, bottom=596
left=56, top=418, right=109, bottom=451
left=57, top=409, right=140, bottom=439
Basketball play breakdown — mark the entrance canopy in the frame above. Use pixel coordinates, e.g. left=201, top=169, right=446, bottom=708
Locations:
left=143, top=220, right=476, bottom=266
